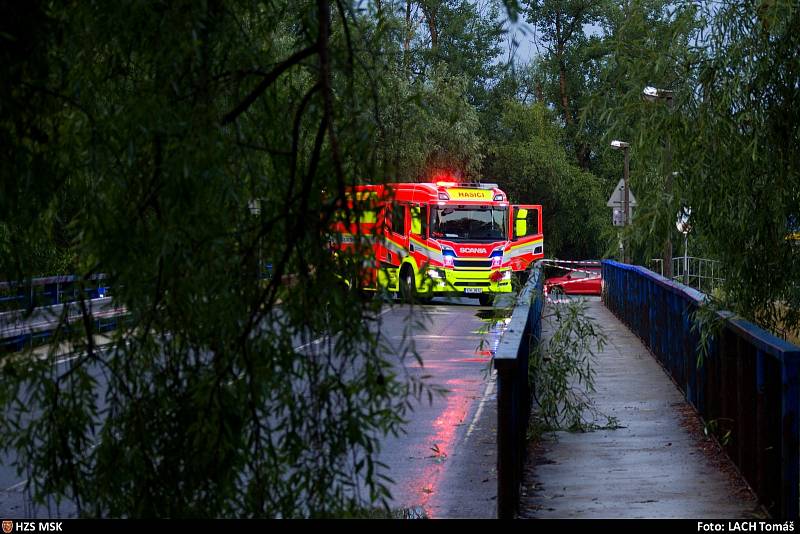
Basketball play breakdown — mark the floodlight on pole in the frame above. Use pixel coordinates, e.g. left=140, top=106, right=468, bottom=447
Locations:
left=611, top=139, right=631, bottom=262
left=642, top=86, right=674, bottom=103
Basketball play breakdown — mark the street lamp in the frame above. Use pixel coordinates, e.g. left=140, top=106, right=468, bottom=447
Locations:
left=643, top=86, right=674, bottom=103
left=610, top=140, right=630, bottom=262
left=643, top=85, right=675, bottom=278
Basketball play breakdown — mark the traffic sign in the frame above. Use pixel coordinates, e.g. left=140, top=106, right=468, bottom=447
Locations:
left=612, top=207, right=625, bottom=227
left=606, top=178, right=637, bottom=208
left=676, top=206, right=692, bottom=234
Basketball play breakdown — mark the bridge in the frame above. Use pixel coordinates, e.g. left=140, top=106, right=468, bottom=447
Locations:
left=1, top=262, right=798, bottom=520
left=495, top=260, right=800, bottom=519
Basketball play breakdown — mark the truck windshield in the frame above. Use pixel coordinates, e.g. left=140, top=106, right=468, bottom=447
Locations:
left=430, top=206, right=507, bottom=241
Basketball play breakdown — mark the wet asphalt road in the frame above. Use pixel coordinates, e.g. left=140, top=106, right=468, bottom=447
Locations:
left=0, top=297, right=505, bottom=518
left=376, top=297, right=506, bottom=518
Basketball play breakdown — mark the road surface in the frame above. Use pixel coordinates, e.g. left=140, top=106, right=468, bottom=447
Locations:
left=376, top=297, right=506, bottom=518
left=0, top=297, right=505, bottom=518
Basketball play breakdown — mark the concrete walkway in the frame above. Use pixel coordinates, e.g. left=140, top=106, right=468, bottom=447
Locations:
left=519, top=297, right=764, bottom=519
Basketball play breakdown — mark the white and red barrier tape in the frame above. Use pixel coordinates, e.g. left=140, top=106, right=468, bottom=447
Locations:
left=541, top=259, right=602, bottom=266
left=541, top=259, right=602, bottom=277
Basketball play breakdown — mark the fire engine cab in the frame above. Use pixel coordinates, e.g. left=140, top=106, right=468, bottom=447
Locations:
left=333, top=181, right=543, bottom=305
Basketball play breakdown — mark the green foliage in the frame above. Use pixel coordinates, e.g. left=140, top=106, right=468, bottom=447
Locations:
left=399, top=0, right=507, bottom=106
left=594, top=0, right=800, bottom=334
left=587, top=0, right=703, bottom=265
left=521, top=0, right=611, bottom=170
left=4, top=0, right=795, bottom=518
left=529, top=296, right=613, bottom=433
left=680, top=1, right=800, bottom=333
left=691, top=299, right=727, bottom=368
left=0, top=0, right=432, bottom=518
left=350, top=505, right=428, bottom=518
left=378, top=66, right=484, bottom=180
left=703, top=418, right=733, bottom=448
left=488, top=100, right=609, bottom=258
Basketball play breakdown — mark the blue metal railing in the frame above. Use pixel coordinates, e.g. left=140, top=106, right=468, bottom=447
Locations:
left=0, top=296, right=127, bottom=352
left=0, top=274, right=126, bottom=352
left=603, top=259, right=800, bottom=519
left=0, top=274, right=109, bottom=312
left=494, top=261, right=545, bottom=518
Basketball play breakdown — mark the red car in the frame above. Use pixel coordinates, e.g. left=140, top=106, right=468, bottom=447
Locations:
left=544, top=266, right=602, bottom=298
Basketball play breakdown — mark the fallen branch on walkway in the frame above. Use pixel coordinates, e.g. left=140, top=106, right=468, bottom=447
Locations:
left=529, top=298, right=618, bottom=436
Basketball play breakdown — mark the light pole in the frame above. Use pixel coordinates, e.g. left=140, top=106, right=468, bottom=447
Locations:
left=611, top=140, right=630, bottom=263
left=643, top=85, right=675, bottom=278
left=249, top=199, right=263, bottom=280
left=676, top=206, right=692, bottom=286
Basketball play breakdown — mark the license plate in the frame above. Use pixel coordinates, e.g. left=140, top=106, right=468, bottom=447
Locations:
left=464, top=288, right=483, bottom=294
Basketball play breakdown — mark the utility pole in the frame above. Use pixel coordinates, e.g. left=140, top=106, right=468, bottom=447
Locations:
left=611, top=140, right=631, bottom=263
left=643, top=86, right=675, bottom=278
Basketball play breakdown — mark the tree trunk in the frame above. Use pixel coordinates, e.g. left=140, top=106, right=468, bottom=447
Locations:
left=558, top=62, right=572, bottom=125
left=577, top=142, right=590, bottom=170
left=403, top=0, right=412, bottom=71
left=421, top=2, right=438, bottom=49
left=555, top=8, right=573, bottom=126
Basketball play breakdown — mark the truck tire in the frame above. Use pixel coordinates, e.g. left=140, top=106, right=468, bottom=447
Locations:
left=400, top=265, right=416, bottom=303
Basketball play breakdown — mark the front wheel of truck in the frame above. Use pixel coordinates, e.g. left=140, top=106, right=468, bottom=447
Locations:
left=400, top=265, right=416, bottom=303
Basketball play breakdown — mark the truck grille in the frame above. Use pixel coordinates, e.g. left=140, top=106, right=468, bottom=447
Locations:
left=454, top=260, right=492, bottom=268
left=454, top=281, right=490, bottom=287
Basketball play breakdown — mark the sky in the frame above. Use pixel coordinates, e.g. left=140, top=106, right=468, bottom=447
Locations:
left=503, top=15, right=537, bottom=65
left=501, top=10, right=606, bottom=67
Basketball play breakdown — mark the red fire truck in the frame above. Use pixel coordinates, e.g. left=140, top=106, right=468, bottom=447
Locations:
left=332, top=181, right=543, bottom=305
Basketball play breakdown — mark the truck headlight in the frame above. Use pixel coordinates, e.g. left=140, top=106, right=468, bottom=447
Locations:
left=427, top=269, right=443, bottom=279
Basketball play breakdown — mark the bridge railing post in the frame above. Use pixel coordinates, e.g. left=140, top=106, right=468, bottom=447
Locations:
left=496, top=358, right=516, bottom=519
left=781, top=357, right=800, bottom=519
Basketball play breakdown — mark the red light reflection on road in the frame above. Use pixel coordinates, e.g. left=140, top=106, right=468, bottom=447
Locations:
left=397, top=312, right=511, bottom=517
left=407, top=377, right=473, bottom=518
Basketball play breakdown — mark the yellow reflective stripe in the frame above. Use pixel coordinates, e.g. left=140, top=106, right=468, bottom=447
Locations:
left=507, top=238, right=543, bottom=252
left=409, top=236, right=438, bottom=252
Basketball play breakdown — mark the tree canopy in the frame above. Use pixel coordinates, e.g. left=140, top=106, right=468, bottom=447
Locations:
left=0, top=0, right=797, bottom=517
